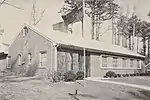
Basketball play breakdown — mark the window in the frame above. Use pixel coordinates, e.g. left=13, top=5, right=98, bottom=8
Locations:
left=18, top=54, right=21, bottom=65
left=122, top=58, right=127, bottom=68
left=102, top=56, right=107, bottom=67
left=122, top=35, right=127, bottom=48
left=28, top=53, right=32, bottom=64
left=137, top=60, right=140, bottom=68
left=113, top=57, right=118, bottom=67
left=116, top=33, right=120, bottom=45
left=39, top=51, right=47, bottom=67
left=23, top=27, right=28, bottom=37
left=130, top=59, right=134, bottom=68
left=6, top=56, right=11, bottom=68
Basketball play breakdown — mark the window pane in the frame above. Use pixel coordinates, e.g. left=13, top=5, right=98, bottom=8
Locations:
left=18, top=55, right=21, bottom=65
left=113, top=57, right=118, bottom=67
left=122, top=58, right=127, bottom=68
left=130, top=59, right=134, bottom=67
left=40, top=52, right=47, bottom=67
left=102, top=56, right=107, bottom=67
left=137, top=60, right=140, bottom=68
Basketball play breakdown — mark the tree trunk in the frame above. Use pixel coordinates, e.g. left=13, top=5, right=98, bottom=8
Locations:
left=148, top=37, right=150, bottom=60
left=128, top=35, right=131, bottom=50
left=143, top=37, right=146, bottom=56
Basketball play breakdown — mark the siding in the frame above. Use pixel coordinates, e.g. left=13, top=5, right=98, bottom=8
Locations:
left=8, top=27, right=56, bottom=78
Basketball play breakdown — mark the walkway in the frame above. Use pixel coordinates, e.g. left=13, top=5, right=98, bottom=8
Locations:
left=85, top=77, right=150, bottom=91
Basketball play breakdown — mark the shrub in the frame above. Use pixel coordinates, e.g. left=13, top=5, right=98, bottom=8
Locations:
left=76, top=71, right=84, bottom=80
left=122, top=74, right=126, bottom=77
left=104, top=76, right=108, bottom=78
left=106, top=71, right=116, bottom=78
left=133, top=73, right=136, bottom=76
left=63, top=71, right=76, bottom=82
left=130, top=74, right=133, bottom=77
left=52, top=71, right=63, bottom=82
left=113, top=74, right=117, bottom=78
left=126, top=74, right=129, bottom=77
left=25, top=62, right=38, bottom=77
left=117, top=74, right=121, bottom=77
left=136, top=73, right=140, bottom=76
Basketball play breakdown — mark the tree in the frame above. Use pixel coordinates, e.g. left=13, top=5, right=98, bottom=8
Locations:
left=136, top=21, right=150, bottom=56
left=59, top=0, right=119, bottom=39
left=116, top=14, right=142, bottom=50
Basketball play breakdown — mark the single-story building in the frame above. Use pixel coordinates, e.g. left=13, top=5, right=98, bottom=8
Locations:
left=0, top=43, right=9, bottom=73
left=7, top=24, right=145, bottom=78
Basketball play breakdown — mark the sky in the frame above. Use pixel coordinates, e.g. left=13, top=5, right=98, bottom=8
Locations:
left=0, top=0, right=150, bottom=44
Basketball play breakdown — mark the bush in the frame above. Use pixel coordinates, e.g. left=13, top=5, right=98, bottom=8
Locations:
left=113, top=74, right=117, bottom=78
left=117, top=74, right=121, bottom=77
left=122, top=74, right=126, bottom=77
left=136, top=73, right=140, bottom=76
left=76, top=71, right=84, bottom=80
left=52, top=71, right=63, bottom=82
left=63, top=71, right=76, bottom=82
left=104, top=76, right=108, bottom=78
left=106, top=71, right=116, bottom=78
left=126, top=74, right=129, bottom=77
left=25, top=62, right=38, bottom=77
left=133, top=73, right=136, bottom=76
left=130, top=74, right=133, bottom=77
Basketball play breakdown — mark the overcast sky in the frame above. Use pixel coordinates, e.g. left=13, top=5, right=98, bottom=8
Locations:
left=0, top=0, right=150, bottom=44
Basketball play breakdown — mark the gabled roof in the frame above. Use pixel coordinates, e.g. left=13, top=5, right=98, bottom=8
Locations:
left=24, top=24, right=144, bottom=58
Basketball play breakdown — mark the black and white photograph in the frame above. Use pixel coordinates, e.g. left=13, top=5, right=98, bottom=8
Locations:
left=0, top=0, right=150, bottom=100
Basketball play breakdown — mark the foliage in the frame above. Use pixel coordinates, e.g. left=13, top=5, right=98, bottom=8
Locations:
left=52, top=71, right=63, bottom=82
left=25, top=61, right=38, bottom=77
left=105, top=71, right=116, bottom=77
left=116, top=74, right=121, bottom=77
left=76, top=71, right=84, bottom=80
left=63, top=70, right=76, bottom=82
left=60, top=0, right=120, bottom=39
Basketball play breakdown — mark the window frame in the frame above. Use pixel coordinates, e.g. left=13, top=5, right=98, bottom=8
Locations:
left=28, top=53, right=32, bottom=64
left=122, top=58, right=127, bottom=68
left=18, top=54, right=21, bottom=66
left=113, top=57, right=118, bottom=67
left=102, top=56, right=108, bottom=67
left=39, top=51, right=47, bottom=68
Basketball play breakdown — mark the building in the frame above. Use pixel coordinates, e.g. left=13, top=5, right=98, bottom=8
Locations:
left=0, top=43, right=9, bottom=72
left=7, top=24, right=145, bottom=78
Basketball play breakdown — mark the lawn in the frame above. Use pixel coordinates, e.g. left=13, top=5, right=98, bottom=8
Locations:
left=103, top=76, right=150, bottom=87
left=0, top=76, right=150, bottom=100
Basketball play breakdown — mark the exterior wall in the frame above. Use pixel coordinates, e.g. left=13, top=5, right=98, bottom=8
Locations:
left=0, top=55, right=7, bottom=71
left=90, top=54, right=101, bottom=77
left=90, top=53, right=144, bottom=77
left=8, top=27, right=55, bottom=78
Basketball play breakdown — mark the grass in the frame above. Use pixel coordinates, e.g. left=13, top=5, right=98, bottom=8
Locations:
left=104, top=76, right=150, bottom=87
left=0, top=76, right=150, bottom=100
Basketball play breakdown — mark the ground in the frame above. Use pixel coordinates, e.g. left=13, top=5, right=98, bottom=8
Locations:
left=0, top=76, right=150, bottom=100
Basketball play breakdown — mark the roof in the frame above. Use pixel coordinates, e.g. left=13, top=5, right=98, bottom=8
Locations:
left=25, top=24, right=145, bottom=58
left=0, top=43, right=9, bottom=54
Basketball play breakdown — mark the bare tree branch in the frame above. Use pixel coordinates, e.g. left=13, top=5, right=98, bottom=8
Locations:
left=35, top=9, right=46, bottom=25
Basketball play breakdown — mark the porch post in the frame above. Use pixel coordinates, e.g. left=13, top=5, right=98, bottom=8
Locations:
left=83, top=47, right=86, bottom=87
left=54, top=46, right=57, bottom=71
